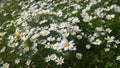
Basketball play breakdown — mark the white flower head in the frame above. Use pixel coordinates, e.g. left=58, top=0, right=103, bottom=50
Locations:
left=83, top=16, right=92, bottom=22
left=89, top=36, right=95, bottom=42
left=93, top=33, right=100, bottom=37
left=57, top=10, right=63, bottom=17
left=116, top=56, right=120, bottom=61
left=62, top=33, right=69, bottom=38
left=40, top=30, right=50, bottom=36
left=26, top=59, right=31, bottom=66
left=57, top=37, right=61, bottom=41
left=76, top=35, right=82, bottom=39
left=92, top=39, right=102, bottom=45
left=60, top=39, right=75, bottom=51
left=104, top=48, right=110, bottom=52
left=2, top=63, right=9, bottom=68
left=11, top=43, right=19, bottom=48
left=72, top=10, right=78, bottom=14
left=106, top=28, right=112, bottom=33
left=55, top=56, right=64, bottom=65
left=76, top=53, right=83, bottom=60
left=14, top=27, right=21, bottom=37
left=106, top=14, right=115, bottom=20
left=86, top=45, right=91, bottom=49
left=31, top=34, right=40, bottom=39
left=53, top=43, right=62, bottom=51
left=114, top=5, right=120, bottom=12
left=60, top=22, right=68, bottom=28
left=23, top=47, right=29, bottom=52
left=50, top=54, right=57, bottom=61
left=115, top=40, right=120, bottom=44
left=95, top=27, right=104, bottom=32
left=15, top=58, right=20, bottom=64
left=0, top=32, right=6, bottom=36
left=72, top=17, right=80, bottom=23
left=70, top=46, right=77, bottom=51
left=105, top=36, right=115, bottom=43
left=47, top=36, right=55, bottom=41
left=0, top=47, right=6, bottom=53
left=81, top=11, right=89, bottom=18
left=45, top=55, right=51, bottom=62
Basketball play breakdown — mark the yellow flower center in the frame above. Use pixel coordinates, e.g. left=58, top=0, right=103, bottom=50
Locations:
left=4, top=66, right=9, bottom=68
left=83, top=14, right=86, bottom=16
left=58, top=59, right=62, bottom=63
left=85, top=18, right=91, bottom=22
left=96, top=40, right=99, bottom=43
left=12, top=43, right=16, bottom=47
left=64, top=42, right=69, bottom=47
left=108, top=38, right=112, bottom=41
left=44, top=31, right=47, bottom=34
left=14, top=33, right=20, bottom=37
left=26, top=61, right=31, bottom=65
left=109, top=15, right=113, bottom=18
left=55, top=45, right=59, bottom=48
left=24, top=47, right=29, bottom=51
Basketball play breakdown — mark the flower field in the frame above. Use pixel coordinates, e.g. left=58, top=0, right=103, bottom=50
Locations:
left=0, top=0, right=120, bottom=68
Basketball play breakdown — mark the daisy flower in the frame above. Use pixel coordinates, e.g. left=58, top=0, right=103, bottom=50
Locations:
left=0, top=32, right=6, bottom=36
left=40, top=30, right=50, bottom=36
left=53, top=43, right=62, bottom=51
left=86, top=45, right=91, bottom=49
left=72, top=17, right=80, bottom=23
left=116, top=56, right=120, bottom=61
left=26, top=59, right=31, bottom=66
left=55, top=57, right=64, bottom=65
left=60, top=38, right=75, bottom=51
left=45, top=55, right=51, bottom=62
left=50, top=54, right=57, bottom=61
left=95, top=27, right=104, bottom=32
left=106, top=14, right=115, bottom=20
left=105, top=36, right=115, bottom=43
left=1, top=63, right=9, bottom=68
left=92, top=39, right=102, bottom=45
left=76, top=53, right=83, bottom=60
left=83, top=16, right=92, bottom=22
left=15, top=58, right=20, bottom=64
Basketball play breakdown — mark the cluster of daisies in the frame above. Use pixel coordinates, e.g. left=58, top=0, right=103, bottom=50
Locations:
left=0, top=0, right=120, bottom=67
